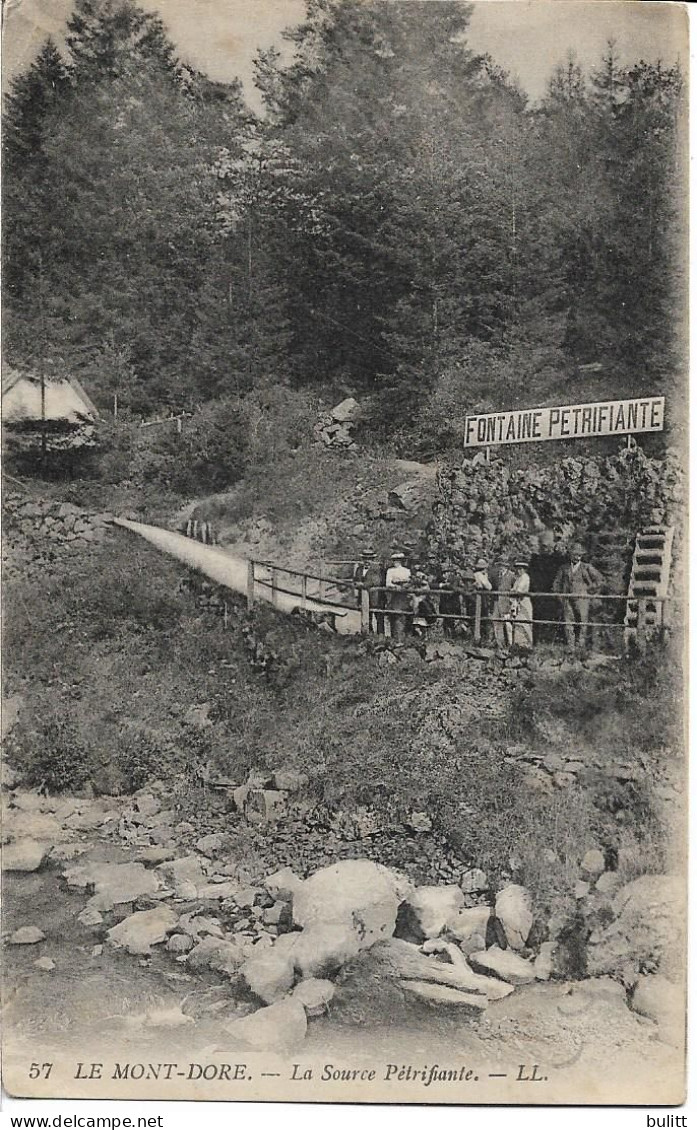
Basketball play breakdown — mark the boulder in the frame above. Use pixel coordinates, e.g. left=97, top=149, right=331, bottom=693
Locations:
left=595, top=872, right=620, bottom=896
left=460, top=868, right=489, bottom=894
left=469, top=946, right=536, bottom=985
left=574, top=880, right=590, bottom=899
left=401, top=981, right=489, bottom=1010
left=197, top=881, right=240, bottom=900
left=167, top=933, right=194, bottom=954
left=224, top=996, right=307, bottom=1052
left=263, top=867, right=303, bottom=903
left=195, top=833, right=227, bottom=857
left=9, top=926, right=46, bottom=945
left=398, top=885, right=465, bottom=941
left=2, top=839, right=49, bottom=872
left=77, top=905, right=104, bottom=929
left=107, top=905, right=178, bottom=955
left=330, top=397, right=362, bottom=424
left=5, top=810, right=66, bottom=845
left=587, top=874, right=684, bottom=979
left=292, top=860, right=400, bottom=948
left=533, top=941, right=556, bottom=981
left=63, top=861, right=160, bottom=910
left=132, top=793, right=160, bottom=818
left=495, top=885, right=533, bottom=950
left=177, top=913, right=224, bottom=939
left=448, top=906, right=492, bottom=949
left=581, top=849, right=606, bottom=877
left=156, top=855, right=208, bottom=898
left=240, top=947, right=296, bottom=1004
left=373, top=938, right=513, bottom=1001
left=186, top=935, right=247, bottom=976
left=34, top=957, right=56, bottom=972
left=291, top=924, right=361, bottom=979
left=631, top=975, right=684, bottom=1045
left=292, top=978, right=335, bottom=1016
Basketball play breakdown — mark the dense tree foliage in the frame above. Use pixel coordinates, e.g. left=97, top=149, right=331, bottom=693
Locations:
left=3, top=0, right=685, bottom=440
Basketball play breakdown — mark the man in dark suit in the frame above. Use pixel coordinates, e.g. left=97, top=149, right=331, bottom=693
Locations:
left=353, top=548, right=386, bottom=634
left=528, top=529, right=565, bottom=643
left=553, top=543, right=604, bottom=651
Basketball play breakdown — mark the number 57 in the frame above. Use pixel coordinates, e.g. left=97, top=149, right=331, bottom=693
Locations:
left=29, top=1063, right=53, bottom=1079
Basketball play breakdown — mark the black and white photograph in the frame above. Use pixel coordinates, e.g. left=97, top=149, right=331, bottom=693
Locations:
left=1, top=0, right=689, bottom=1108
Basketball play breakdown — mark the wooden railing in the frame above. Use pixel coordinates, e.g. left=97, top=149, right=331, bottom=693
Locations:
left=243, top=558, right=670, bottom=651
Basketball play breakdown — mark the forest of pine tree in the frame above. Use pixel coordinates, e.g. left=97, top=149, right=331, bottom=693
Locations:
left=3, top=0, right=687, bottom=448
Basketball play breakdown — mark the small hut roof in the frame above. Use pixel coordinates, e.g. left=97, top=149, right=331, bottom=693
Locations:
left=1, top=370, right=99, bottom=425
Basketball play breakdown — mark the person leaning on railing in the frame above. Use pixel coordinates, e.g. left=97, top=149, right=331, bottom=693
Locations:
left=552, top=542, right=604, bottom=652
left=385, top=550, right=412, bottom=642
left=353, top=547, right=386, bottom=634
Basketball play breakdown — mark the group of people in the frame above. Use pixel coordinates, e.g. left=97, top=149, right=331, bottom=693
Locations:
left=351, top=530, right=605, bottom=651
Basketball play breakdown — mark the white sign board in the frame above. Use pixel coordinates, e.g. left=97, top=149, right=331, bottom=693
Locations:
left=464, top=396, right=665, bottom=448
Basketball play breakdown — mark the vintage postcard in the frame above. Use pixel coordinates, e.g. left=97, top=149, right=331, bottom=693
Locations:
left=1, top=0, right=689, bottom=1107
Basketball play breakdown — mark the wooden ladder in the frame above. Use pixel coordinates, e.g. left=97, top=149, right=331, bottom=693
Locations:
left=624, top=524, right=674, bottom=648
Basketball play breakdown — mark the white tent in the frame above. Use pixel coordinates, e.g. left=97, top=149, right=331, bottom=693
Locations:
left=2, top=370, right=99, bottom=426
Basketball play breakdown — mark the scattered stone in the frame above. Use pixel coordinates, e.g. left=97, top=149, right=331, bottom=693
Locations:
left=195, top=833, right=226, bottom=857
left=495, top=885, right=533, bottom=950
left=77, top=905, right=104, bottom=929
left=263, top=868, right=303, bottom=903
left=469, top=946, right=535, bottom=985
left=224, top=996, right=307, bottom=1051
left=262, top=902, right=291, bottom=929
left=595, top=872, right=620, bottom=896
left=137, top=847, right=177, bottom=866
left=581, top=849, right=606, bottom=877
left=167, top=934, right=194, bottom=954
left=398, top=885, right=465, bottom=941
left=292, top=978, right=335, bottom=1016
left=63, top=861, right=160, bottom=910
left=186, top=936, right=247, bottom=976
left=91, top=945, right=103, bottom=957
left=240, top=947, right=296, bottom=1004
left=401, top=980, right=489, bottom=1009
left=574, top=880, right=590, bottom=900
left=448, top=906, right=492, bottom=949
left=197, top=881, right=240, bottom=900
left=107, top=906, right=178, bottom=955
left=50, top=843, right=89, bottom=863
left=293, top=860, right=400, bottom=949
left=178, top=913, right=224, bottom=940
left=9, top=926, right=46, bottom=945
left=156, top=855, right=208, bottom=898
left=233, top=887, right=259, bottom=909
left=533, top=941, right=556, bottom=981
left=133, top=794, right=161, bottom=818
left=2, top=839, right=49, bottom=872
left=460, top=868, right=489, bottom=894
left=34, top=956, right=56, bottom=971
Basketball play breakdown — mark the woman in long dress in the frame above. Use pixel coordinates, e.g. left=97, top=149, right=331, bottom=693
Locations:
left=510, top=559, right=534, bottom=651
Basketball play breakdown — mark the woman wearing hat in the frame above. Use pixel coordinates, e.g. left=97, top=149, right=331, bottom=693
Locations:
left=510, top=558, right=533, bottom=650
left=385, top=551, right=412, bottom=641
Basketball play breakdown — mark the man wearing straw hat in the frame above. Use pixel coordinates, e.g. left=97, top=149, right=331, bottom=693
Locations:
left=385, top=550, right=412, bottom=642
left=553, top=542, right=604, bottom=652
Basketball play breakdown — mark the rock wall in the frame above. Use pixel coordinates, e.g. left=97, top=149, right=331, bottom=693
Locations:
left=427, top=446, right=685, bottom=593
left=2, top=494, right=113, bottom=580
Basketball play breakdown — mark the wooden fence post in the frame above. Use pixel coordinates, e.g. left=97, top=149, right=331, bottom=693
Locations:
left=360, top=588, right=371, bottom=634
left=473, top=592, right=482, bottom=643
left=636, top=598, right=647, bottom=652
left=271, top=567, right=278, bottom=607
left=301, top=573, right=308, bottom=610
left=247, top=560, right=255, bottom=610
left=318, top=559, right=325, bottom=602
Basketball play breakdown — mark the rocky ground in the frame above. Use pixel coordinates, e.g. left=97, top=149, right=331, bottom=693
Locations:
left=2, top=766, right=685, bottom=1101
